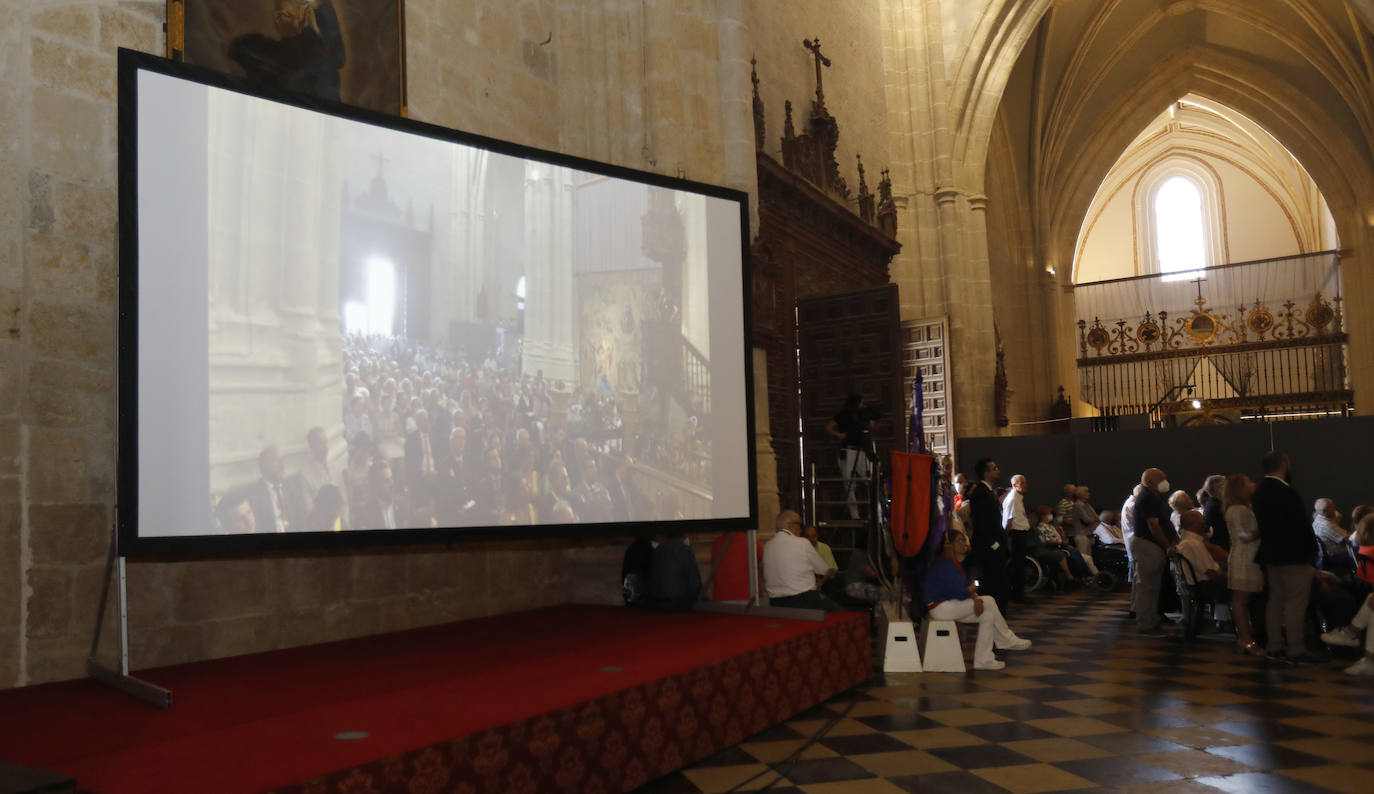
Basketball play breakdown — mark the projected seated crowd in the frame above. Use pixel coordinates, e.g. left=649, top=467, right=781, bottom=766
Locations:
left=213, top=330, right=710, bottom=533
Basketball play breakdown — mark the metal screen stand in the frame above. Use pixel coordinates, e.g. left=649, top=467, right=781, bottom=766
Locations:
left=87, top=512, right=172, bottom=709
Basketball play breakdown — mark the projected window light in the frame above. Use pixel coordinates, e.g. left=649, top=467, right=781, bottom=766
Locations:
left=344, top=258, right=397, bottom=335
left=1155, top=176, right=1206, bottom=282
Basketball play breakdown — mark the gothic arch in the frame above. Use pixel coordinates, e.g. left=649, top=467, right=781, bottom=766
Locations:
left=1044, top=48, right=1374, bottom=270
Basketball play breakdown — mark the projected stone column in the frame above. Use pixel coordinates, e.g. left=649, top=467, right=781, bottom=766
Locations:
left=206, top=99, right=346, bottom=495
left=522, top=164, right=577, bottom=385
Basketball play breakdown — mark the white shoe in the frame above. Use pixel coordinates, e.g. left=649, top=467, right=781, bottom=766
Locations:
left=1000, top=637, right=1032, bottom=651
left=1321, top=628, right=1362, bottom=648
left=973, top=659, right=1006, bottom=671
left=1344, top=657, right=1374, bottom=676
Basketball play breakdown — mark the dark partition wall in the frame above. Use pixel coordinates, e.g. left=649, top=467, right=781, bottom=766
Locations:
left=958, top=417, right=1374, bottom=522
left=955, top=434, right=1077, bottom=514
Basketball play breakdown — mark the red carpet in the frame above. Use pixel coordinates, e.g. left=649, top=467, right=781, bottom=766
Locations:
left=0, top=605, right=870, bottom=793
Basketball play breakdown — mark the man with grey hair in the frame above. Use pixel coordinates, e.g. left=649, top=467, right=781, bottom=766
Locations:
left=1313, top=497, right=1355, bottom=574
left=1002, top=474, right=1031, bottom=603
left=1071, top=486, right=1101, bottom=576
left=762, top=510, right=841, bottom=611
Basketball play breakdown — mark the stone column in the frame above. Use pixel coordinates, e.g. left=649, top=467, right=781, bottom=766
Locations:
left=521, top=165, right=577, bottom=385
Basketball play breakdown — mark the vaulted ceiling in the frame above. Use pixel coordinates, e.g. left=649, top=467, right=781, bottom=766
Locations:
left=992, top=0, right=1374, bottom=269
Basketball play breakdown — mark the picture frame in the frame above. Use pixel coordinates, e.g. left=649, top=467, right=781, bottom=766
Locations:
left=166, top=0, right=407, bottom=116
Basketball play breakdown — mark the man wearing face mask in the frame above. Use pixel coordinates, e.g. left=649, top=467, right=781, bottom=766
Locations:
left=1131, top=467, right=1178, bottom=635
left=1254, top=451, right=1318, bottom=660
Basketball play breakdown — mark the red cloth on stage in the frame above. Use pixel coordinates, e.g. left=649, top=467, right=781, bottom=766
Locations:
left=711, top=531, right=763, bottom=600
left=890, top=452, right=933, bottom=557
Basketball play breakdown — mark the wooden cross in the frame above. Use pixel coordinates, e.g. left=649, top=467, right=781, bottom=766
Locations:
left=803, top=38, right=830, bottom=105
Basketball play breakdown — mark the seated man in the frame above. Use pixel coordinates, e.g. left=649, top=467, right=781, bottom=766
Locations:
left=803, top=525, right=839, bottom=572
left=762, top=510, right=841, bottom=611
left=843, top=545, right=885, bottom=604
left=1314, top=498, right=1357, bottom=578
left=1094, top=510, right=1125, bottom=546
left=921, top=528, right=1031, bottom=671
left=1176, top=509, right=1229, bottom=602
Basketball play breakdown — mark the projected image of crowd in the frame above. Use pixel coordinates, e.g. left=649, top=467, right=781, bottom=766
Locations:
left=214, top=331, right=709, bottom=534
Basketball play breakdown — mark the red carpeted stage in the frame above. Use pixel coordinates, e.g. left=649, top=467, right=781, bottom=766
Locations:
left=1, top=605, right=870, bottom=793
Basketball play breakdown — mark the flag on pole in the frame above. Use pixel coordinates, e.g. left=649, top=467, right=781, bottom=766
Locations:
left=908, top=370, right=927, bottom=454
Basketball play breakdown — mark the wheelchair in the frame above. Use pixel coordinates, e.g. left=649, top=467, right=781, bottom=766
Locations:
left=1091, top=540, right=1130, bottom=591
left=1021, top=547, right=1086, bottom=594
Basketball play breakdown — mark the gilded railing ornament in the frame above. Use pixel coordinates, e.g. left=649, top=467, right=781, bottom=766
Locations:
left=1077, top=292, right=1344, bottom=361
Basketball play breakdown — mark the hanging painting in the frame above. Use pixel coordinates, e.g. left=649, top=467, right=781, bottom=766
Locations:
left=167, top=0, right=406, bottom=116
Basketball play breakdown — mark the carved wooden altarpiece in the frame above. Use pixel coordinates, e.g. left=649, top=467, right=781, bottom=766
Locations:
left=749, top=48, right=901, bottom=512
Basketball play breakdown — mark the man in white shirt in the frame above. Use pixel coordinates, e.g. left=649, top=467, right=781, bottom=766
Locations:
left=1177, top=509, right=1228, bottom=601
left=1094, top=511, right=1124, bottom=546
left=1002, top=475, right=1031, bottom=603
left=763, top=510, right=840, bottom=611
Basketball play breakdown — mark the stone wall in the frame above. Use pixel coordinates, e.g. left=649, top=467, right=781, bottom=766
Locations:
left=0, top=0, right=773, bottom=689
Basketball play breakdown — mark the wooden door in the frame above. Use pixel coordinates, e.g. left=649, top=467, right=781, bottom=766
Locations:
left=797, top=283, right=904, bottom=526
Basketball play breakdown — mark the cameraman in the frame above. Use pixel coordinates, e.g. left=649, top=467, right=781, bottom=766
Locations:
left=826, top=394, right=877, bottom=519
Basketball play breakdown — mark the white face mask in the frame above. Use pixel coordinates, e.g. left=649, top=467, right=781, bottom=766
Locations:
left=1157, top=479, right=1171, bottom=494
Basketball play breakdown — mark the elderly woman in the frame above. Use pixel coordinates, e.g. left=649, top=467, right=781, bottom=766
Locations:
left=921, top=528, right=1031, bottom=671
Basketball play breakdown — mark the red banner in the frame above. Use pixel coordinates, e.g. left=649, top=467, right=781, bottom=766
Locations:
left=889, top=451, right=933, bottom=557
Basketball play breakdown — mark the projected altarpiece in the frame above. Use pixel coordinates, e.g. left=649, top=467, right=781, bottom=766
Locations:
left=203, top=93, right=719, bottom=530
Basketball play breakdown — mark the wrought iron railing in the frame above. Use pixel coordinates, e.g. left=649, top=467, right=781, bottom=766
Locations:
left=1073, top=252, right=1351, bottom=424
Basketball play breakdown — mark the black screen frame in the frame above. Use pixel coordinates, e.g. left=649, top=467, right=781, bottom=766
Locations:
left=116, top=48, right=756, bottom=558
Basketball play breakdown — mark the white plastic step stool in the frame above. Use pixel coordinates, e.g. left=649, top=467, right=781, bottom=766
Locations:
left=921, top=618, right=966, bottom=672
left=883, top=620, right=923, bottom=672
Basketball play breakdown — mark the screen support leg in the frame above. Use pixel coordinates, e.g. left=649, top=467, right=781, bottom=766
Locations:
left=87, top=514, right=172, bottom=709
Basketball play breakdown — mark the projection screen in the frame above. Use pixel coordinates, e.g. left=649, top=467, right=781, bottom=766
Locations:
left=117, top=51, right=755, bottom=555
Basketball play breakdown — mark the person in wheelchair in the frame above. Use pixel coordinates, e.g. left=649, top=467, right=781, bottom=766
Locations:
left=1092, top=510, right=1129, bottom=586
left=1031, top=506, right=1091, bottom=587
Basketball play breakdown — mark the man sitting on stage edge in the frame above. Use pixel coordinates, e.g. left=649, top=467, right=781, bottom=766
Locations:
left=763, top=510, right=842, bottom=611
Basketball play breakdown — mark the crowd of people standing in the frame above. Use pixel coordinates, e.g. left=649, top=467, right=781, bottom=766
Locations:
left=953, top=451, right=1374, bottom=675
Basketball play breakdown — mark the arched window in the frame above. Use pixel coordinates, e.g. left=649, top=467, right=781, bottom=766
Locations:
left=1154, top=176, right=1206, bottom=280
left=1134, top=157, right=1226, bottom=280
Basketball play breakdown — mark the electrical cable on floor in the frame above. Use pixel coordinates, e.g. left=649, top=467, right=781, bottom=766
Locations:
left=721, top=679, right=869, bottom=793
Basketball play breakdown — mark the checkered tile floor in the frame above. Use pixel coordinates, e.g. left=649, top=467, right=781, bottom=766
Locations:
left=636, top=589, right=1374, bottom=794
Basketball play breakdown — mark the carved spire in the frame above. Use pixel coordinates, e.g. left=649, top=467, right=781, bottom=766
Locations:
left=876, top=168, right=897, bottom=238
left=857, top=154, right=874, bottom=224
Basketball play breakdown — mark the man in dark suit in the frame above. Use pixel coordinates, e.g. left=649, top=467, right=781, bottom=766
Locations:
left=967, top=458, right=1011, bottom=616
left=353, top=460, right=408, bottom=530
left=1253, top=451, right=1318, bottom=659
left=246, top=444, right=303, bottom=533
left=404, top=407, right=439, bottom=519
left=433, top=426, right=472, bottom=527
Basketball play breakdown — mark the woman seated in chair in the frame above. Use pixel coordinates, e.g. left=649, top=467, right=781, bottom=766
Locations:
left=1032, top=506, right=1091, bottom=584
left=920, top=528, right=1031, bottom=671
